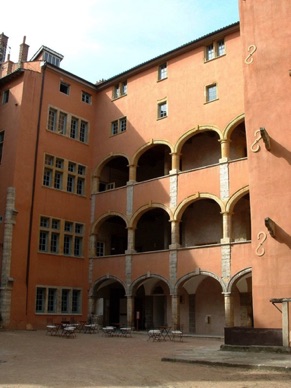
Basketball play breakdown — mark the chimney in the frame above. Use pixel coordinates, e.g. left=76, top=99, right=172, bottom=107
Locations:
left=0, top=32, right=9, bottom=63
left=18, top=35, right=29, bottom=64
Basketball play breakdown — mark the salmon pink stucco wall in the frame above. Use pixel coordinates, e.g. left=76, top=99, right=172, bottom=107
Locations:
left=240, top=0, right=291, bottom=327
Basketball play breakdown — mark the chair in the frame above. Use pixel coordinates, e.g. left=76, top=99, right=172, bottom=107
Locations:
left=171, top=324, right=183, bottom=341
left=61, top=325, right=77, bottom=338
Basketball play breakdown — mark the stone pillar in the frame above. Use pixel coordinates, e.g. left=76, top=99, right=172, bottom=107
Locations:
left=170, top=152, right=180, bottom=172
left=0, top=187, right=17, bottom=327
left=127, top=295, right=134, bottom=328
left=91, top=176, right=100, bottom=193
left=126, top=227, right=136, bottom=253
left=224, top=292, right=234, bottom=327
left=172, top=294, right=180, bottom=329
left=128, top=164, right=136, bottom=183
left=170, top=220, right=180, bottom=249
left=219, top=139, right=230, bottom=162
left=282, top=300, right=290, bottom=347
left=221, top=211, right=231, bottom=244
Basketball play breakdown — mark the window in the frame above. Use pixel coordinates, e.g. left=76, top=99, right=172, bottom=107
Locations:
left=36, top=287, right=82, bottom=314
left=82, top=91, right=91, bottom=104
left=48, top=108, right=57, bottom=132
left=2, top=89, right=9, bottom=104
left=39, top=216, right=85, bottom=257
left=158, top=101, right=168, bottom=119
left=72, top=289, right=81, bottom=313
left=158, top=63, right=167, bottom=80
left=35, top=288, right=46, bottom=313
left=43, top=154, right=86, bottom=196
left=61, top=289, right=70, bottom=313
left=47, top=288, right=57, bottom=313
left=112, top=81, right=127, bottom=99
left=96, top=241, right=105, bottom=257
left=79, top=121, right=88, bottom=143
left=58, top=112, right=67, bottom=134
left=205, top=39, right=225, bottom=61
left=70, top=117, right=78, bottom=139
left=111, top=117, right=127, bottom=135
left=0, top=131, right=4, bottom=163
left=206, top=84, right=218, bottom=102
left=47, top=107, right=89, bottom=143
left=60, top=81, right=70, bottom=95
left=43, top=52, right=61, bottom=67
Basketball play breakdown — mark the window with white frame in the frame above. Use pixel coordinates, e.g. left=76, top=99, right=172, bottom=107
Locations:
left=39, top=216, right=84, bottom=257
left=58, top=112, right=67, bottom=134
left=111, top=117, right=127, bottom=135
left=43, top=154, right=86, bottom=196
left=112, top=80, right=127, bottom=99
left=96, top=241, right=105, bottom=257
left=205, top=39, right=225, bottom=61
left=158, top=63, right=167, bottom=80
left=47, top=107, right=89, bottom=143
left=206, top=83, right=218, bottom=102
left=36, top=286, right=82, bottom=314
left=158, top=100, right=168, bottom=119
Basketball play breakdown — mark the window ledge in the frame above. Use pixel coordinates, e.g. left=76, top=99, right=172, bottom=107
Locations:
left=204, top=53, right=226, bottom=63
left=204, top=98, right=219, bottom=105
left=157, top=77, right=168, bottom=83
left=111, top=94, right=127, bottom=101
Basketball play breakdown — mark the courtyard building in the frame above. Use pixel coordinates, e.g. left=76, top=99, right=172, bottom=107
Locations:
left=0, top=0, right=290, bottom=344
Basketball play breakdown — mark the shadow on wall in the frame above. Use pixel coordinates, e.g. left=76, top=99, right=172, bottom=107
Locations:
left=271, top=137, right=291, bottom=165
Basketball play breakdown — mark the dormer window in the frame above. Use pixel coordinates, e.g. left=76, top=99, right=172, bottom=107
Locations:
left=43, top=51, right=61, bottom=66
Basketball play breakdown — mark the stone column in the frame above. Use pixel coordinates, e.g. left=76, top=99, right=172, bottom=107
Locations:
left=91, top=176, right=100, bottom=193
left=221, top=211, right=231, bottom=244
left=126, top=227, right=136, bottom=253
left=169, top=220, right=180, bottom=249
left=219, top=139, right=230, bottom=162
left=170, top=152, right=180, bottom=173
left=282, top=300, right=290, bottom=347
left=224, top=292, right=234, bottom=327
left=128, top=164, right=136, bottom=183
left=0, top=187, right=17, bottom=328
left=172, top=294, right=180, bottom=329
left=127, top=295, right=134, bottom=328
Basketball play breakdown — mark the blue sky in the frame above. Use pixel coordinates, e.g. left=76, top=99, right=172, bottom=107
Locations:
left=1, top=0, right=239, bottom=84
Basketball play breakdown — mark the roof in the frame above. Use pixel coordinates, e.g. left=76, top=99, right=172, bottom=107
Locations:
left=0, top=68, right=24, bottom=86
left=96, top=21, right=239, bottom=90
left=30, top=46, right=64, bottom=62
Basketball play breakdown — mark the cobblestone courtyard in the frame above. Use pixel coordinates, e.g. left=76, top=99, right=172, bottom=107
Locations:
left=0, top=330, right=291, bottom=387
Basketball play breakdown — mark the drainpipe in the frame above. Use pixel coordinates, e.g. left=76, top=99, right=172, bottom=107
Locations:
left=25, top=62, right=46, bottom=315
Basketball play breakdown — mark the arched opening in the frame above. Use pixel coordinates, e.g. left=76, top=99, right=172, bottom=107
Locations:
left=133, top=277, right=170, bottom=330
left=180, top=199, right=222, bottom=247
left=178, top=274, right=224, bottom=335
left=135, top=208, right=171, bottom=252
left=94, top=216, right=127, bottom=256
left=136, top=144, right=171, bottom=182
left=180, top=131, right=220, bottom=171
left=231, top=272, right=253, bottom=327
left=229, top=121, right=247, bottom=161
left=91, top=279, right=126, bottom=327
left=99, top=156, right=129, bottom=191
left=231, top=193, right=251, bottom=242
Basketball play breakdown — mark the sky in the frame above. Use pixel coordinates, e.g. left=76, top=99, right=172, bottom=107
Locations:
left=1, top=0, right=239, bottom=84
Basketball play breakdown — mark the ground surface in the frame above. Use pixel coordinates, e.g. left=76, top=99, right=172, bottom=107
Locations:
left=0, top=329, right=291, bottom=387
